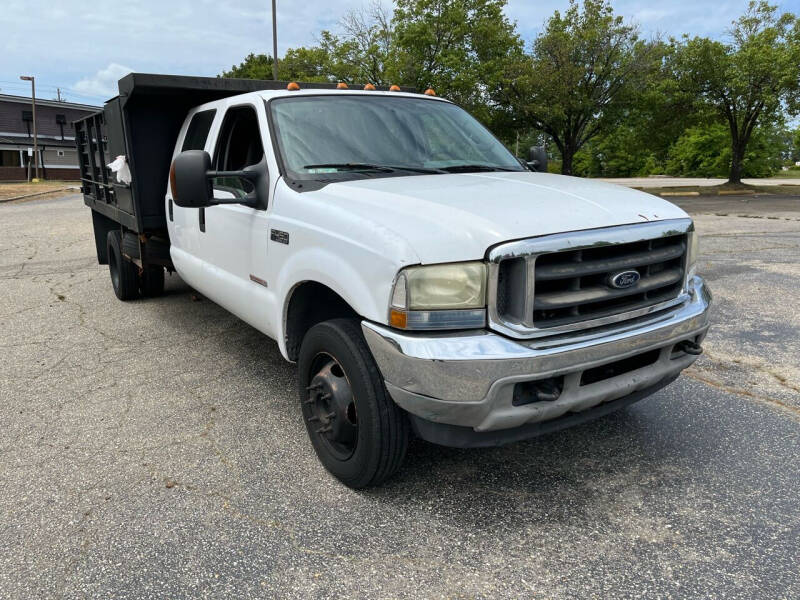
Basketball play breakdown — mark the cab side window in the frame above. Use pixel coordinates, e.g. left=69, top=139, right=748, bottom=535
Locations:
left=212, top=106, right=265, bottom=200
left=182, top=109, right=216, bottom=151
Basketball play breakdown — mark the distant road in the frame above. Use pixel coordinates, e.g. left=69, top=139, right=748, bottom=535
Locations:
left=600, top=176, right=800, bottom=188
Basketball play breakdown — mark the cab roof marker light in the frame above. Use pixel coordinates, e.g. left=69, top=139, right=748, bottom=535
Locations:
left=364, top=83, right=376, bottom=90
left=337, top=82, right=349, bottom=89
left=424, top=88, right=436, bottom=96
left=287, top=82, right=300, bottom=91
left=389, top=85, right=401, bottom=92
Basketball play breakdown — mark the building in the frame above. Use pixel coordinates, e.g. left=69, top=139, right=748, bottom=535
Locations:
left=0, top=93, right=99, bottom=181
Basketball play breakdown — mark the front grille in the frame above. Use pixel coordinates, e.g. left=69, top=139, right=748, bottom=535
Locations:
left=489, top=220, right=693, bottom=338
left=532, top=234, right=686, bottom=328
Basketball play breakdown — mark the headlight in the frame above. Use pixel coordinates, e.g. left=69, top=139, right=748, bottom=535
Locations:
left=389, top=262, right=487, bottom=330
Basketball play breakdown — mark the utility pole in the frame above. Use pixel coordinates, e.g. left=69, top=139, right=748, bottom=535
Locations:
left=271, top=0, right=279, bottom=81
left=57, top=88, right=62, bottom=102
left=20, top=75, right=39, bottom=180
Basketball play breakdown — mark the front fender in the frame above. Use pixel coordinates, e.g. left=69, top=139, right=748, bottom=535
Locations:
left=273, top=246, right=394, bottom=360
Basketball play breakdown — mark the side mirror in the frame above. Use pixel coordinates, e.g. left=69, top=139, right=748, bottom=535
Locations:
left=527, top=146, right=548, bottom=173
left=171, top=150, right=267, bottom=209
left=171, top=150, right=212, bottom=208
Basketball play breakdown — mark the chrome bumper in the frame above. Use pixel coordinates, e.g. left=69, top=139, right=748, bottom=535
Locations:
left=362, top=276, right=711, bottom=432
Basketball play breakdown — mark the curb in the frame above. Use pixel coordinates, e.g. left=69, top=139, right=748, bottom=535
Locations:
left=0, top=187, right=78, bottom=204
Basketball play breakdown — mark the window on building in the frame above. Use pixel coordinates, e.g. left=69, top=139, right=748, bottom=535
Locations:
left=0, top=150, right=22, bottom=167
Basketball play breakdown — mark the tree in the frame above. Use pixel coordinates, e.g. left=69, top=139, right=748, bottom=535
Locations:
left=792, top=127, right=800, bottom=163
left=497, top=0, right=656, bottom=175
left=336, top=1, right=396, bottom=85
left=220, top=4, right=395, bottom=86
left=666, top=122, right=784, bottom=177
left=222, top=53, right=277, bottom=80
left=392, top=0, right=522, bottom=123
left=672, top=2, right=800, bottom=183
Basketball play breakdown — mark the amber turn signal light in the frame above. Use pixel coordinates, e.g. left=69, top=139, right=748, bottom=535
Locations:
left=287, top=82, right=300, bottom=91
left=389, top=309, right=408, bottom=329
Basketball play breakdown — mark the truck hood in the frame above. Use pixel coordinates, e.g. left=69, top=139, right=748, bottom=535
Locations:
left=306, top=172, right=689, bottom=264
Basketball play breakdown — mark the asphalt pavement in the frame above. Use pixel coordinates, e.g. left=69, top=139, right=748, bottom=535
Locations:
left=0, top=193, right=798, bottom=599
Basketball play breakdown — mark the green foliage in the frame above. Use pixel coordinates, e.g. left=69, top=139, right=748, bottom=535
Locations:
left=573, top=125, right=662, bottom=178
left=666, top=123, right=784, bottom=177
left=792, top=128, right=800, bottom=162
left=495, top=0, right=657, bottom=174
left=220, top=0, right=800, bottom=179
left=221, top=48, right=334, bottom=82
left=392, top=0, right=521, bottom=122
left=670, top=2, right=800, bottom=182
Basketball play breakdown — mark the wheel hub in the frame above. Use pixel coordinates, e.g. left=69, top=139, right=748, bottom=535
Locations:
left=306, top=356, right=358, bottom=458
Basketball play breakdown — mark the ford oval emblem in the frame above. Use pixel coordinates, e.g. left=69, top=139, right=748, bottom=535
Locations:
left=609, top=270, right=640, bottom=289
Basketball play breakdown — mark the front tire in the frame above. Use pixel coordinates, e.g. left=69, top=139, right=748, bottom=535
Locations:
left=297, top=319, right=409, bottom=488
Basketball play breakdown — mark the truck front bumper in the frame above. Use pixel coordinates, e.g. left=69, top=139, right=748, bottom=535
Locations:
left=362, top=276, right=711, bottom=446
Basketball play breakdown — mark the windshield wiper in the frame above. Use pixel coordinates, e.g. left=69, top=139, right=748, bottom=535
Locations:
left=303, top=163, right=446, bottom=174
left=439, top=164, right=518, bottom=173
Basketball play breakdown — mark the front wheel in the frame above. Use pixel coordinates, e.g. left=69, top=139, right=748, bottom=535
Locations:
left=297, top=319, right=409, bottom=488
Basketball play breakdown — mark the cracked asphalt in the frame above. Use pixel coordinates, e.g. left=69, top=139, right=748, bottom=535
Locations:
left=1, top=193, right=798, bottom=599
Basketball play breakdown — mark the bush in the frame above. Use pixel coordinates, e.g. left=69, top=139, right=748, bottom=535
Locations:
left=666, top=123, right=784, bottom=178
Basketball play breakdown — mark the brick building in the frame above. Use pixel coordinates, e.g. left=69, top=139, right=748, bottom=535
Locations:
left=0, top=94, right=99, bottom=181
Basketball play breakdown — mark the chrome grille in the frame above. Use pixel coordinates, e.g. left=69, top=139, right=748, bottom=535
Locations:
left=533, top=234, right=686, bottom=328
left=488, top=219, right=693, bottom=339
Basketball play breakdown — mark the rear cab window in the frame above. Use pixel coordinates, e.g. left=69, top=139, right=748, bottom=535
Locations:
left=182, top=109, right=216, bottom=151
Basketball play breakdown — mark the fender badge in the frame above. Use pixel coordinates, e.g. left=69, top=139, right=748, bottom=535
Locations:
left=270, top=229, right=289, bottom=245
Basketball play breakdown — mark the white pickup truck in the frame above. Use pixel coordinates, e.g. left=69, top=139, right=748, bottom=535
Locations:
left=77, top=74, right=710, bottom=488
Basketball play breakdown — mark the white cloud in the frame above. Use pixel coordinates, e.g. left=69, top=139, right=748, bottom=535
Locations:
left=72, top=63, right=134, bottom=98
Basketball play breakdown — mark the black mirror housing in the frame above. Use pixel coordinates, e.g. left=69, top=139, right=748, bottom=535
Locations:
left=171, top=151, right=268, bottom=210
left=527, top=146, right=548, bottom=173
left=171, top=150, right=212, bottom=208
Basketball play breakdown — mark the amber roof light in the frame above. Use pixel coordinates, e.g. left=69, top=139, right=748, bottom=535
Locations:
left=424, top=88, right=436, bottom=96
left=287, top=82, right=300, bottom=91
left=337, top=82, right=349, bottom=89
left=389, top=85, right=401, bottom=92
left=364, top=83, right=376, bottom=90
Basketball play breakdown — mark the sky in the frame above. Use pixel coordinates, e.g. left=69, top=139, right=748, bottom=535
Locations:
left=1, top=0, right=797, bottom=106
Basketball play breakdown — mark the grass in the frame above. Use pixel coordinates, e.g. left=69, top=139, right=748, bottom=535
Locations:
left=771, top=168, right=800, bottom=179
left=631, top=181, right=800, bottom=197
left=0, top=181, right=77, bottom=201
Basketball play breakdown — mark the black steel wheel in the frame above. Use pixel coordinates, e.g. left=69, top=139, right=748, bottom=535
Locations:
left=297, top=319, right=409, bottom=488
left=107, top=231, right=139, bottom=301
left=305, top=353, right=359, bottom=460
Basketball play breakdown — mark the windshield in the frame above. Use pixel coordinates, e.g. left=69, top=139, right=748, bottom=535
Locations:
left=268, top=95, right=524, bottom=183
